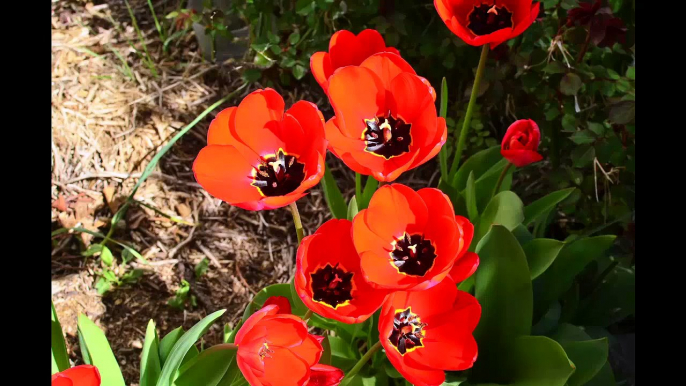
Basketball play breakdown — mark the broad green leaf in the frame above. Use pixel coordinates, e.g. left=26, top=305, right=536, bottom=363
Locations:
left=216, top=355, right=241, bottom=386
left=157, top=309, right=226, bottom=386
left=451, top=146, right=502, bottom=191
left=573, top=264, right=635, bottom=327
left=512, top=224, right=534, bottom=245
left=77, top=314, right=126, bottom=386
left=359, top=176, right=378, bottom=210
left=51, top=301, right=70, bottom=374
left=140, top=320, right=162, bottom=386
left=472, top=191, right=524, bottom=249
left=506, top=336, right=575, bottom=385
left=174, top=345, right=237, bottom=386
left=320, top=162, right=347, bottom=219
left=159, top=327, right=184, bottom=366
left=560, top=73, right=582, bottom=95
left=347, top=196, right=359, bottom=221
left=552, top=324, right=609, bottom=386
left=465, top=171, right=479, bottom=222
left=329, top=335, right=358, bottom=370
left=522, top=188, right=575, bottom=226
left=533, top=236, right=616, bottom=320
left=584, top=360, right=615, bottom=386
left=472, top=226, right=532, bottom=381
left=473, top=158, right=514, bottom=212
left=531, top=301, right=561, bottom=336
left=522, top=239, right=565, bottom=279
left=101, top=246, right=114, bottom=266
left=79, top=329, right=92, bottom=365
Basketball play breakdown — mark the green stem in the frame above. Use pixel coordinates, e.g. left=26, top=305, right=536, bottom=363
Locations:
left=289, top=202, right=304, bottom=244
left=449, top=44, right=490, bottom=177
left=340, top=341, right=383, bottom=386
left=213, top=343, right=238, bottom=350
left=355, top=173, right=362, bottom=200
left=491, top=162, right=513, bottom=198
left=303, top=309, right=313, bottom=321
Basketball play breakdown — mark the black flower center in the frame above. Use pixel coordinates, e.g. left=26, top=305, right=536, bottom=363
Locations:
left=390, top=233, right=436, bottom=277
left=388, top=308, right=427, bottom=355
left=251, top=149, right=305, bottom=197
left=468, top=2, right=513, bottom=36
left=363, top=115, right=412, bottom=159
left=310, top=263, right=354, bottom=309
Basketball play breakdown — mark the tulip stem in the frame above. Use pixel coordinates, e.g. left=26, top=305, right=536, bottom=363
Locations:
left=288, top=202, right=304, bottom=244
left=303, top=309, right=313, bottom=321
left=355, top=173, right=362, bottom=200
left=214, top=343, right=238, bottom=350
left=340, top=341, right=383, bottom=385
left=449, top=44, right=489, bottom=177
left=492, top=162, right=513, bottom=199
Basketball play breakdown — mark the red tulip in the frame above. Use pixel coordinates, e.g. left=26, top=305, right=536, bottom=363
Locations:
left=52, top=365, right=101, bottom=386
left=379, top=278, right=481, bottom=386
left=434, top=0, right=541, bottom=48
left=193, top=88, right=327, bottom=210
left=263, top=296, right=292, bottom=314
left=235, top=305, right=323, bottom=386
left=352, top=184, right=474, bottom=291
left=296, top=219, right=389, bottom=323
left=325, top=53, right=444, bottom=182
left=500, top=119, right=543, bottom=167
left=447, top=251, right=480, bottom=283
left=310, top=29, right=400, bottom=93
left=308, top=364, right=345, bottom=386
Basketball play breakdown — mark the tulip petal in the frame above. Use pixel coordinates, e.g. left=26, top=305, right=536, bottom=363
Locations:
left=192, top=145, right=263, bottom=204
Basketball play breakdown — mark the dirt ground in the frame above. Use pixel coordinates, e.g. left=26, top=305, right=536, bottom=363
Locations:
left=51, top=0, right=336, bottom=383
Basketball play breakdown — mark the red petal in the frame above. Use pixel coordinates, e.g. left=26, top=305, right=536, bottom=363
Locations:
left=51, top=365, right=101, bottom=386
left=262, top=347, right=311, bottom=386
left=192, top=145, right=263, bottom=205
left=328, top=66, right=385, bottom=139
left=207, top=107, right=237, bottom=146
left=359, top=52, right=416, bottom=91
left=501, top=149, right=544, bottom=167
left=263, top=296, right=292, bottom=314
left=310, top=51, right=333, bottom=92
left=448, top=251, right=479, bottom=283
left=308, top=364, right=345, bottom=386
left=233, top=89, right=286, bottom=157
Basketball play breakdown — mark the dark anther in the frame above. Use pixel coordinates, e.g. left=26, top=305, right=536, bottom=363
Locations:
left=390, top=233, right=436, bottom=277
left=388, top=308, right=427, bottom=355
left=468, top=2, right=513, bottom=36
left=363, top=115, right=412, bottom=159
left=251, top=149, right=305, bottom=197
left=310, top=263, right=354, bottom=308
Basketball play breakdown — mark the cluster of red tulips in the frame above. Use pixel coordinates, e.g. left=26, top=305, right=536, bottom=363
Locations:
left=54, top=0, right=545, bottom=385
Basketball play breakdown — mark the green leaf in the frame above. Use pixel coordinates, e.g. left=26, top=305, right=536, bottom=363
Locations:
left=100, top=246, right=114, bottom=266
left=543, top=61, right=566, bottom=74
left=359, top=176, right=378, bottom=210
left=606, top=68, right=620, bottom=80
left=292, top=64, right=307, bottom=80
left=512, top=224, right=534, bottom=245
left=522, top=239, right=565, bottom=279
left=473, top=158, right=514, bottom=212
left=531, top=301, right=561, bottom=336
left=157, top=309, right=226, bottom=386
left=195, top=258, right=210, bottom=279
left=465, top=171, right=479, bottom=222
left=51, top=301, right=70, bottom=374
left=329, top=335, right=358, bottom=369
left=569, top=130, right=596, bottom=145
left=347, top=196, right=359, bottom=221
left=320, top=162, right=347, bottom=219
left=609, top=100, right=635, bottom=124
left=140, top=320, right=162, bottom=386
left=472, top=191, right=524, bottom=249
left=296, top=0, right=316, bottom=15
left=77, top=314, right=126, bottom=386
left=452, top=146, right=502, bottom=190
left=552, top=324, right=609, bottom=386
left=288, top=32, right=301, bottom=45
left=573, top=264, right=635, bottom=327
left=82, top=244, right=103, bottom=257
left=320, top=335, right=332, bottom=365
left=506, top=336, right=575, bottom=385
left=174, top=345, right=237, bottom=386
left=560, top=73, right=582, bottom=95
left=79, top=329, right=92, bottom=365
left=533, top=236, right=616, bottom=320
left=522, top=188, right=575, bottom=226
left=626, top=66, right=635, bottom=80
left=159, top=327, right=184, bottom=366
left=584, top=360, right=616, bottom=386
left=571, top=145, right=595, bottom=168
left=472, top=226, right=532, bottom=381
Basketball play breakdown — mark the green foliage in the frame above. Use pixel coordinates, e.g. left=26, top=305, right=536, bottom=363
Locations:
left=168, top=280, right=198, bottom=310
left=77, top=314, right=126, bottom=386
